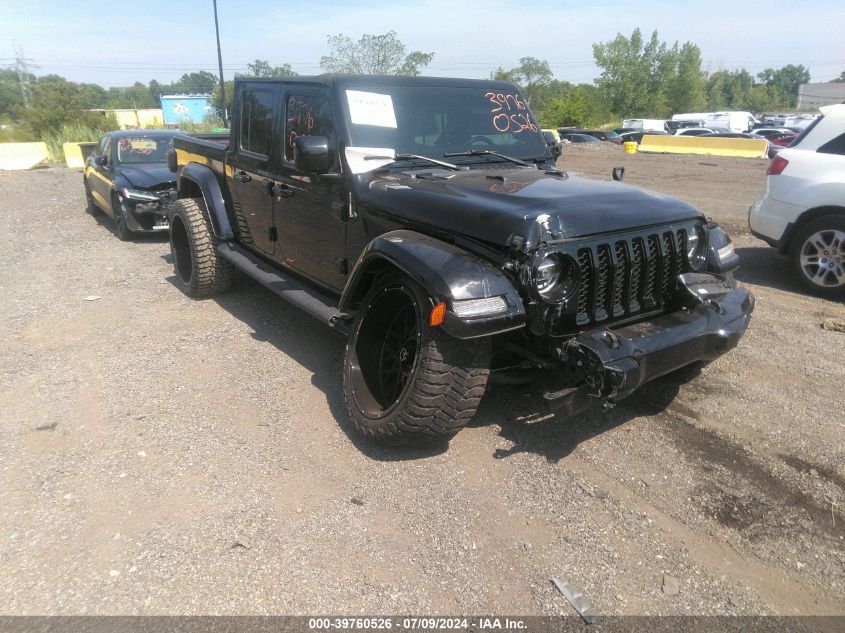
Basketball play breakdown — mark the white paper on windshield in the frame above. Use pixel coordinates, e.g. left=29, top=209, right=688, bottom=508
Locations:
left=345, top=146, right=396, bottom=174
left=346, top=90, right=397, bottom=128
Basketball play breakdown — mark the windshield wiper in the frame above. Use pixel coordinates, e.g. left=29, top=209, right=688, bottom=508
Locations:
left=364, top=154, right=460, bottom=171
left=443, top=149, right=532, bottom=167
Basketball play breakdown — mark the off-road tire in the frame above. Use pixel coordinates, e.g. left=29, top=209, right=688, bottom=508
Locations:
left=169, top=197, right=234, bottom=298
left=343, top=274, right=491, bottom=445
left=111, top=192, right=133, bottom=241
left=788, top=215, right=845, bottom=300
left=83, top=178, right=98, bottom=214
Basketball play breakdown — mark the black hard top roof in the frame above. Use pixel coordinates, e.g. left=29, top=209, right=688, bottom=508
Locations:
left=232, top=74, right=519, bottom=91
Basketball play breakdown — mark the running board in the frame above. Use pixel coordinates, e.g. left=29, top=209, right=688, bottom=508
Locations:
left=216, top=242, right=351, bottom=334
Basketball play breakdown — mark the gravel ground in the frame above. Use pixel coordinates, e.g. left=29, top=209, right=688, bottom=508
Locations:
left=0, top=153, right=842, bottom=619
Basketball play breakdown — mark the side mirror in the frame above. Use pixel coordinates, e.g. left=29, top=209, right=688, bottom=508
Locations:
left=293, top=136, right=332, bottom=173
left=166, top=149, right=178, bottom=173
left=94, top=155, right=108, bottom=167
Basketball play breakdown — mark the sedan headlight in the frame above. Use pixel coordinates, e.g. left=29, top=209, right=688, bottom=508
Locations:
left=534, top=253, right=578, bottom=301
left=687, top=224, right=707, bottom=270
left=121, top=188, right=160, bottom=202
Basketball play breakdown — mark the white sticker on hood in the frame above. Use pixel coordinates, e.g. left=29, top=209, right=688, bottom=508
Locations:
left=346, top=90, right=397, bottom=128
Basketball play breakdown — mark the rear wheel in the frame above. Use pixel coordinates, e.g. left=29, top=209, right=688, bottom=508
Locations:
left=111, top=192, right=133, bottom=241
left=343, top=274, right=491, bottom=445
left=83, top=178, right=98, bottom=214
left=169, top=197, right=233, bottom=298
left=789, top=215, right=845, bottom=300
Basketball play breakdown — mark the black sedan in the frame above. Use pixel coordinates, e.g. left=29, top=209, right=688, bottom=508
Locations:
left=83, top=130, right=176, bottom=240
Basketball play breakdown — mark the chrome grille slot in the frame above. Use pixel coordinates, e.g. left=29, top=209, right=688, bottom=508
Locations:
left=629, top=238, right=644, bottom=313
left=594, top=244, right=612, bottom=321
left=575, top=248, right=593, bottom=325
left=612, top=241, right=628, bottom=317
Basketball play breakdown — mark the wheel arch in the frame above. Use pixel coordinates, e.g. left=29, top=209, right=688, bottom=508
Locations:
left=340, top=230, right=526, bottom=340
left=177, top=163, right=233, bottom=240
left=780, top=205, right=845, bottom=254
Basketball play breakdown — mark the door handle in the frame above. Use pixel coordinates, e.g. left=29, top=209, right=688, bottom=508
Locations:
left=268, top=182, right=295, bottom=199
left=234, top=170, right=252, bottom=183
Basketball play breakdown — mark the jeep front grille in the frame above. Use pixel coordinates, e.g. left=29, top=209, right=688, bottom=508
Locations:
left=574, top=228, right=689, bottom=326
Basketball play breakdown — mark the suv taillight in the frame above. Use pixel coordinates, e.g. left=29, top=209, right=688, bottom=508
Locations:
left=767, top=155, right=789, bottom=175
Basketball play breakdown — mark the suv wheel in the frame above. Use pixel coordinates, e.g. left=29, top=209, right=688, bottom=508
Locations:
left=111, top=192, right=133, bottom=241
left=169, top=197, right=234, bottom=298
left=343, top=274, right=491, bottom=445
left=789, top=215, right=845, bottom=300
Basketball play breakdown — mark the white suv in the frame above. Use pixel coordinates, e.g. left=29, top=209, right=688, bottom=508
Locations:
left=749, top=104, right=845, bottom=299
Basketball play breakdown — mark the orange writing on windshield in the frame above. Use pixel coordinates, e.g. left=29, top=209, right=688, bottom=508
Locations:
left=484, top=91, right=537, bottom=135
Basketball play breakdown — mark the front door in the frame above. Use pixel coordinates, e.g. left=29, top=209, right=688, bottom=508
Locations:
left=273, top=89, right=347, bottom=291
left=228, top=83, right=280, bottom=257
left=87, top=135, right=114, bottom=213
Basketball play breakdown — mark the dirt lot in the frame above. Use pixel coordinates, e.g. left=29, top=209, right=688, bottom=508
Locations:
left=0, top=146, right=843, bottom=621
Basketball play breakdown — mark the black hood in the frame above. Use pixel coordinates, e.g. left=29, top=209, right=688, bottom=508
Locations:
left=358, top=166, right=703, bottom=250
left=116, top=163, right=176, bottom=189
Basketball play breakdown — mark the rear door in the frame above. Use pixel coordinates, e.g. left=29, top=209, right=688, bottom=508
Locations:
left=228, top=82, right=280, bottom=257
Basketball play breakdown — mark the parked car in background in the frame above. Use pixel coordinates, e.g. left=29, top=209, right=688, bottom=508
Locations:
left=575, top=129, right=623, bottom=144
left=542, top=130, right=562, bottom=159
left=749, top=104, right=845, bottom=299
left=83, top=130, right=176, bottom=240
left=752, top=128, right=794, bottom=140
left=620, top=130, right=669, bottom=144
left=674, top=128, right=715, bottom=136
left=771, top=133, right=799, bottom=147
left=559, top=133, right=600, bottom=143
left=622, top=118, right=666, bottom=132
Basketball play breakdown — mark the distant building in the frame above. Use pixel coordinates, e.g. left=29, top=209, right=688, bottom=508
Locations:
left=160, top=94, right=214, bottom=126
left=797, top=83, right=845, bottom=110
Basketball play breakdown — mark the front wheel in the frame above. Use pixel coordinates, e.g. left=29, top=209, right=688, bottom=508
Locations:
left=169, top=197, right=233, bottom=298
left=789, top=216, right=845, bottom=300
left=343, top=275, right=491, bottom=445
left=111, top=192, right=133, bottom=241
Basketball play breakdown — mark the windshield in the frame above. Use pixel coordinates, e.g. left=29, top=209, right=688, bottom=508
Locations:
left=116, top=136, right=173, bottom=164
left=343, top=85, right=547, bottom=163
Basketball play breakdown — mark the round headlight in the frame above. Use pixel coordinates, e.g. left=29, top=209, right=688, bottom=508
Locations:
left=687, top=225, right=707, bottom=270
left=535, top=254, right=578, bottom=301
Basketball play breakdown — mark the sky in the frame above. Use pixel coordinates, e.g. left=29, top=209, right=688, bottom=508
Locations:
left=2, top=0, right=844, bottom=88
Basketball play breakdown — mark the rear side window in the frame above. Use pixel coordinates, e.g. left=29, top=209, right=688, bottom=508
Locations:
left=818, top=132, right=845, bottom=156
left=789, top=115, right=823, bottom=149
left=284, top=92, right=335, bottom=165
left=240, top=89, right=275, bottom=157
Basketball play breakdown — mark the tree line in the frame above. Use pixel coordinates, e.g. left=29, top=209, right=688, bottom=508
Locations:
left=0, top=27, right=836, bottom=143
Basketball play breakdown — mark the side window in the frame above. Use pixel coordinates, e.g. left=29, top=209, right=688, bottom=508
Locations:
left=240, top=89, right=275, bottom=157
left=102, top=137, right=112, bottom=162
left=284, top=92, right=335, bottom=166
left=96, top=135, right=109, bottom=157
left=818, top=132, right=845, bottom=156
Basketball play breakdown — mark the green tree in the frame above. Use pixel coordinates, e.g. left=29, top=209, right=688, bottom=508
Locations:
left=593, top=28, right=674, bottom=117
left=494, top=57, right=553, bottom=109
left=831, top=71, right=845, bottom=83
left=542, top=84, right=608, bottom=127
left=169, top=71, right=218, bottom=94
left=0, top=68, right=26, bottom=122
left=16, top=75, right=106, bottom=136
left=757, top=64, right=811, bottom=107
left=240, top=59, right=298, bottom=78
left=319, top=31, right=433, bottom=75
left=665, top=43, right=706, bottom=113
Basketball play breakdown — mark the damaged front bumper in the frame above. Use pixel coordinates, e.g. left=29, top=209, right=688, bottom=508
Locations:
left=544, top=273, right=755, bottom=416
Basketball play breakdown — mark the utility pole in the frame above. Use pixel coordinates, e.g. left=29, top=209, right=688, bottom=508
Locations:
left=213, top=0, right=227, bottom=125
left=13, top=42, right=31, bottom=109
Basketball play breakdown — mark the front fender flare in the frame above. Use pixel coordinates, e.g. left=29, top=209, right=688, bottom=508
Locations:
left=341, top=230, right=525, bottom=339
left=178, top=163, right=233, bottom=239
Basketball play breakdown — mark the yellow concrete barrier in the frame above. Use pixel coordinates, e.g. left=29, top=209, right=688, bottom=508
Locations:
left=0, top=142, right=49, bottom=170
left=638, top=134, right=768, bottom=158
left=63, top=142, right=85, bottom=169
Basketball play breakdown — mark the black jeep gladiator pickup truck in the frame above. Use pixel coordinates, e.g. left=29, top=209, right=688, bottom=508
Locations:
left=167, top=75, right=754, bottom=445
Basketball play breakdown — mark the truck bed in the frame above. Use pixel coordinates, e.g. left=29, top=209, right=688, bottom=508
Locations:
left=172, top=132, right=228, bottom=163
